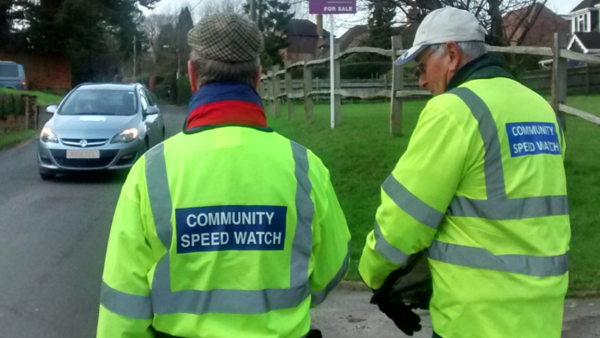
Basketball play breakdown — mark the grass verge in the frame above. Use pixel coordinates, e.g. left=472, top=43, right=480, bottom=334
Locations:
left=0, top=88, right=63, bottom=105
left=0, top=129, right=37, bottom=151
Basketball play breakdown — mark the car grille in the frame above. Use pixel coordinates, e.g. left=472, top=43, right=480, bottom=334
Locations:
left=50, top=149, right=119, bottom=168
left=60, top=138, right=109, bottom=147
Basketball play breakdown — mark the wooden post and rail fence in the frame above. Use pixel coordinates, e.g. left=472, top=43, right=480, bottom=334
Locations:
left=260, top=31, right=600, bottom=136
left=0, top=94, right=52, bottom=134
left=0, top=94, right=58, bottom=134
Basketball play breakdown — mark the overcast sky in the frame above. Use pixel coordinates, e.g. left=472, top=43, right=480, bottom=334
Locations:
left=140, top=0, right=584, bottom=35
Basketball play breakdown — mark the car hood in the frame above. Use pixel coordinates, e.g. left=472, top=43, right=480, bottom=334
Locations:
left=48, top=114, right=140, bottom=139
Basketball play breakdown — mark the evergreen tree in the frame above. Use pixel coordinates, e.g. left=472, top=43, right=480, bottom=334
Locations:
left=245, top=0, right=294, bottom=68
left=176, top=7, right=194, bottom=73
left=367, top=0, right=395, bottom=50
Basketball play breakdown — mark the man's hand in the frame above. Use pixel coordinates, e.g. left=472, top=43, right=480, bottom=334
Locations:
left=376, top=298, right=422, bottom=336
left=368, top=252, right=430, bottom=336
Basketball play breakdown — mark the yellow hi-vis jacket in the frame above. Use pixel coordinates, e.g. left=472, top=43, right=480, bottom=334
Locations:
left=360, top=58, right=570, bottom=338
left=98, top=126, right=351, bottom=338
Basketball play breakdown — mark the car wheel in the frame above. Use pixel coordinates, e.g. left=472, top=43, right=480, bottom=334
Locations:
left=40, top=171, right=55, bottom=180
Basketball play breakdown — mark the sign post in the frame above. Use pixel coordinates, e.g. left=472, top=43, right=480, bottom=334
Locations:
left=309, top=0, right=356, bottom=128
left=329, top=15, right=335, bottom=128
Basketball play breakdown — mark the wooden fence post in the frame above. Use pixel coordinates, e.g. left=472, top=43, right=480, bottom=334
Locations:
left=272, top=65, right=281, bottom=118
left=551, top=32, right=568, bottom=132
left=285, top=61, right=294, bottom=120
left=23, top=95, right=30, bottom=129
left=303, top=55, right=314, bottom=123
left=585, top=63, right=590, bottom=95
left=384, top=74, right=388, bottom=91
left=29, top=96, right=37, bottom=129
left=390, top=35, right=403, bottom=136
left=267, top=71, right=275, bottom=116
left=258, top=79, right=265, bottom=100
left=333, top=41, right=341, bottom=127
left=316, top=77, right=320, bottom=103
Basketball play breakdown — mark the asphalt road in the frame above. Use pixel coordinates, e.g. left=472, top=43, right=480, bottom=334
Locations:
left=0, top=105, right=186, bottom=337
left=1, top=104, right=599, bottom=338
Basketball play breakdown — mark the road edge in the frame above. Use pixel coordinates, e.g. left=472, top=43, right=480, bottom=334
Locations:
left=0, top=135, right=37, bottom=152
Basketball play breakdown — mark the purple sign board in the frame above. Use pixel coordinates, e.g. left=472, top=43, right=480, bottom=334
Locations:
left=309, top=0, right=356, bottom=14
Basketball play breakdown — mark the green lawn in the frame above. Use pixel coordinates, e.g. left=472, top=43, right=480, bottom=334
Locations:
left=568, top=95, right=600, bottom=117
left=561, top=95, right=600, bottom=293
left=267, top=97, right=600, bottom=292
left=0, top=88, right=63, bottom=105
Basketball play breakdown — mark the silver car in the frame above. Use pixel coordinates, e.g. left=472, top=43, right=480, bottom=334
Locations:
left=38, top=83, right=165, bottom=180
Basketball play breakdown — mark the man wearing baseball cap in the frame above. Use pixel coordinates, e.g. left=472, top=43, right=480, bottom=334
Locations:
left=360, top=6, right=569, bottom=338
left=97, top=13, right=350, bottom=338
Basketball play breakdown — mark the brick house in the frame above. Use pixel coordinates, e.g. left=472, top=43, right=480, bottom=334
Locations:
left=503, top=4, right=570, bottom=48
left=282, top=19, right=330, bottom=63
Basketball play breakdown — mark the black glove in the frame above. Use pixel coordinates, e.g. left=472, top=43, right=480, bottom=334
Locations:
left=306, top=329, right=323, bottom=338
left=375, top=298, right=422, bottom=336
left=369, top=252, right=431, bottom=336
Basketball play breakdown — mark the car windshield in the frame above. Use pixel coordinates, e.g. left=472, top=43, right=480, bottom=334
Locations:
left=59, top=89, right=138, bottom=116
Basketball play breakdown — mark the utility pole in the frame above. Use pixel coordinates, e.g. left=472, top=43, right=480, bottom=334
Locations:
left=176, top=18, right=181, bottom=80
left=257, top=0, right=263, bottom=30
left=133, top=35, right=137, bottom=81
left=250, top=0, right=257, bottom=21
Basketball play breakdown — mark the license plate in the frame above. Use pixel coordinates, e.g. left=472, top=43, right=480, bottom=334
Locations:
left=67, top=149, right=100, bottom=159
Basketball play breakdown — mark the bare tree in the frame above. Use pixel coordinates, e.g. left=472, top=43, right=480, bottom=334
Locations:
left=199, top=0, right=245, bottom=17
left=370, top=0, right=550, bottom=46
left=143, top=13, right=177, bottom=61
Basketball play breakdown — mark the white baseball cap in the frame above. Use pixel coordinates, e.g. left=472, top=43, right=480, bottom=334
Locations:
left=394, top=6, right=487, bottom=66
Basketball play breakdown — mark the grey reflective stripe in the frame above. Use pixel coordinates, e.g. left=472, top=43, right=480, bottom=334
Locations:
left=382, top=175, right=443, bottom=229
left=144, top=140, right=314, bottom=315
left=449, top=87, right=506, bottom=199
left=311, top=240, right=351, bottom=306
left=428, top=240, right=569, bottom=277
left=100, top=281, right=152, bottom=320
left=373, top=220, right=411, bottom=265
left=152, top=254, right=311, bottom=315
left=446, top=87, right=569, bottom=219
left=291, top=141, right=314, bottom=288
left=447, top=195, right=569, bottom=220
left=145, top=143, right=173, bottom=249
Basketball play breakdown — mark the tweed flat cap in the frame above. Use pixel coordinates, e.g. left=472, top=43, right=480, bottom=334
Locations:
left=188, top=13, right=263, bottom=63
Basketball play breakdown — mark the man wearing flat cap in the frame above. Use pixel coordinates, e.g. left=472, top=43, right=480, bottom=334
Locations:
left=360, top=6, right=570, bottom=338
left=97, top=13, right=350, bottom=338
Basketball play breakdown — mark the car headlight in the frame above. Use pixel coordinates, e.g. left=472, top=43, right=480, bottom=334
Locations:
left=40, top=127, right=58, bottom=143
left=111, top=128, right=139, bottom=143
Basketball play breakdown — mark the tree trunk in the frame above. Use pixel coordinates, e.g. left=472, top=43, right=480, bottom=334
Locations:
left=0, top=0, right=13, bottom=46
left=487, top=0, right=507, bottom=46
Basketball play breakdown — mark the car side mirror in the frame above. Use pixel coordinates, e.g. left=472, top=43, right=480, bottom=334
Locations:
left=46, top=105, right=57, bottom=114
left=145, top=106, right=159, bottom=115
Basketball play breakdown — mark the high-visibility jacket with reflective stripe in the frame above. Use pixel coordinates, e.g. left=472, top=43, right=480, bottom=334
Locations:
left=359, top=77, right=570, bottom=338
left=98, top=126, right=351, bottom=338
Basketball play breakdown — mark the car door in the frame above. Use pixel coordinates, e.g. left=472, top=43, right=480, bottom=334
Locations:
left=143, top=88, right=163, bottom=142
left=139, top=89, right=160, bottom=146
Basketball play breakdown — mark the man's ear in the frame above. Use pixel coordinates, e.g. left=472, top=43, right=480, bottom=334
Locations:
left=446, top=42, right=462, bottom=74
left=254, top=65, right=263, bottom=90
left=188, top=60, right=198, bottom=92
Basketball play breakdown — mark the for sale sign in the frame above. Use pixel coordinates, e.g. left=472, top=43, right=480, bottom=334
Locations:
left=309, top=0, right=356, bottom=14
